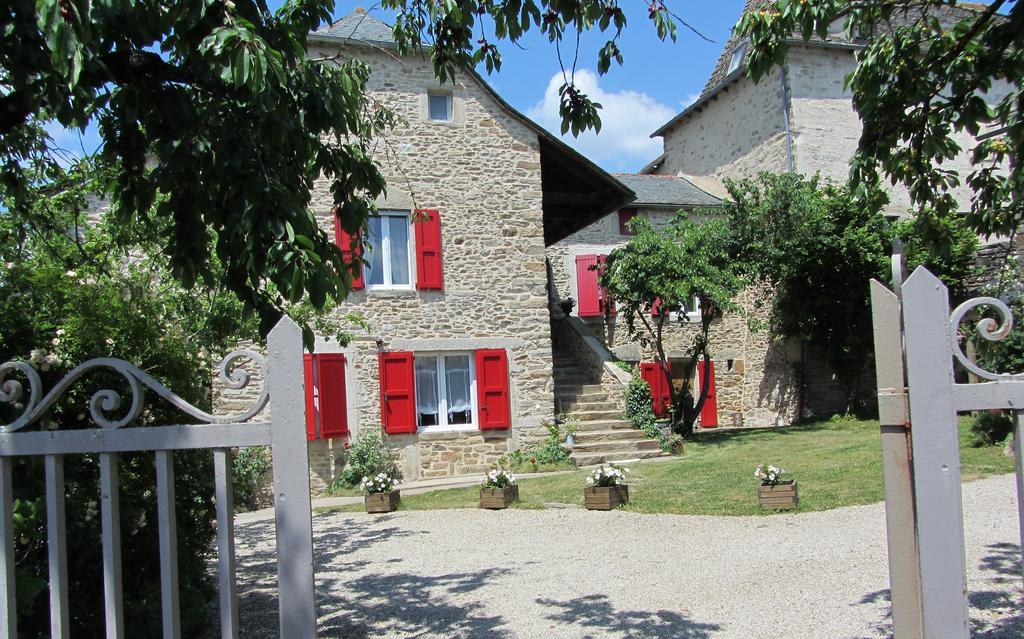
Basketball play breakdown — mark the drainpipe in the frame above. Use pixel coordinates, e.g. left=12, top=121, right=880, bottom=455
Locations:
left=780, top=64, right=801, bottom=420
left=780, top=66, right=794, bottom=174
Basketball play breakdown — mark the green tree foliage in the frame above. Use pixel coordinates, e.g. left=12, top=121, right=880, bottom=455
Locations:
left=3, top=1, right=710, bottom=343
left=738, top=0, right=1022, bottom=240
left=0, top=159, right=258, bottom=635
left=2, top=1, right=396, bottom=345
left=599, top=215, right=744, bottom=436
left=723, top=172, right=978, bottom=413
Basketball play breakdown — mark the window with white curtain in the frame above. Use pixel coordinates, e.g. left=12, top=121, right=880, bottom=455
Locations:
left=365, top=211, right=411, bottom=289
left=415, top=353, right=476, bottom=430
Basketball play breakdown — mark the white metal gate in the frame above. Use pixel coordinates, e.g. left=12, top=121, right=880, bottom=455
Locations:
left=0, top=316, right=316, bottom=638
left=871, top=263, right=1024, bottom=638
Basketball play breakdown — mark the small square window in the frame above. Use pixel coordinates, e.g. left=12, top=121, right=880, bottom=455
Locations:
left=727, top=43, right=746, bottom=75
left=428, top=93, right=452, bottom=122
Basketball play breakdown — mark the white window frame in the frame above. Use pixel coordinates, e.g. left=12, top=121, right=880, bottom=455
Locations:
left=727, top=43, right=746, bottom=75
left=668, top=296, right=703, bottom=323
left=416, top=352, right=479, bottom=434
left=365, top=211, right=413, bottom=290
left=427, top=92, right=453, bottom=122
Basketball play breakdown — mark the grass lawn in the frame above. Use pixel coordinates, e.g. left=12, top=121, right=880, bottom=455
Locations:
left=319, top=417, right=1015, bottom=517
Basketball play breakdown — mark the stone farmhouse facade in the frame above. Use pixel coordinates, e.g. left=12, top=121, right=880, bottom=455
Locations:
left=237, top=10, right=637, bottom=491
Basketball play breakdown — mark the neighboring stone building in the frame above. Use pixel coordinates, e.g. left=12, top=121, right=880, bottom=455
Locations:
left=546, top=174, right=800, bottom=430
left=647, top=0, right=1011, bottom=219
left=236, top=10, right=632, bottom=491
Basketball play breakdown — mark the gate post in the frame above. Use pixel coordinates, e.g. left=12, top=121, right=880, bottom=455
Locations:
left=869, top=280, right=923, bottom=638
left=902, top=268, right=969, bottom=638
left=266, top=317, right=317, bottom=637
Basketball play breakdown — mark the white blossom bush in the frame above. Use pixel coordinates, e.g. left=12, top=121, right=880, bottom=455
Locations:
left=754, top=463, right=787, bottom=486
left=360, top=471, right=401, bottom=495
left=481, top=468, right=516, bottom=489
left=585, top=463, right=629, bottom=488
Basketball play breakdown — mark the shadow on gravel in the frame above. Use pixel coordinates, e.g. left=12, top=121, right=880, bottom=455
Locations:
left=972, top=543, right=1024, bottom=638
left=227, top=514, right=513, bottom=637
left=536, top=594, right=721, bottom=638
left=850, top=544, right=1024, bottom=639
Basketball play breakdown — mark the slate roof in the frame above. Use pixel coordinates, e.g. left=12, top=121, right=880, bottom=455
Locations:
left=311, top=9, right=396, bottom=46
left=652, top=0, right=992, bottom=138
left=613, top=174, right=722, bottom=208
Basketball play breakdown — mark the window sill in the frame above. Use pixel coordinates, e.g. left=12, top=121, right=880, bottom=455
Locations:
left=366, top=287, right=417, bottom=299
left=417, top=425, right=479, bottom=438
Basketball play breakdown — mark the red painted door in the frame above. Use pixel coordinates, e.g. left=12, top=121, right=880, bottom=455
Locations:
left=476, top=349, right=511, bottom=430
left=379, top=352, right=417, bottom=434
left=640, top=362, right=672, bottom=418
left=697, top=360, right=718, bottom=428
left=575, top=254, right=601, bottom=317
left=317, top=353, right=349, bottom=439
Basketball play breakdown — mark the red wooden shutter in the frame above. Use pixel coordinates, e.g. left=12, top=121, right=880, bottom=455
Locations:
left=575, top=254, right=601, bottom=317
left=651, top=297, right=663, bottom=318
left=475, top=349, right=511, bottom=430
left=415, top=209, right=443, bottom=290
left=333, top=211, right=364, bottom=290
left=697, top=360, right=719, bottom=428
left=598, top=255, right=616, bottom=317
left=379, top=351, right=417, bottom=434
left=316, top=353, right=349, bottom=439
left=640, top=362, right=672, bottom=418
left=303, top=354, right=317, bottom=440
left=618, top=208, right=637, bottom=235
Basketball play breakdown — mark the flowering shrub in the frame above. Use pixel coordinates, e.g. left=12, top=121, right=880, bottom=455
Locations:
left=337, top=428, right=399, bottom=488
left=754, top=463, right=786, bottom=486
left=586, top=463, right=629, bottom=488
left=481, top=467, right=516, bottom=489
left=360, top=471, right=401, bottom=494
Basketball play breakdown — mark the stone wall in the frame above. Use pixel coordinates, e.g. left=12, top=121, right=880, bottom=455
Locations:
left=786, top=46, right=1012, bottom=218
left=657, top=72, right=789, bottom=182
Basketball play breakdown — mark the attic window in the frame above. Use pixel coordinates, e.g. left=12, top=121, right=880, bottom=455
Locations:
left=728, top=43, right=746, bottom=75
left=428, top=92, right=452, bottom=122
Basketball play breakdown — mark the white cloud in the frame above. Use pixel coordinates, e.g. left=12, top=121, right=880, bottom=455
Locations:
left=526, top=69, right=675, bottom=173
left=680, top=92, right=701, bottom=110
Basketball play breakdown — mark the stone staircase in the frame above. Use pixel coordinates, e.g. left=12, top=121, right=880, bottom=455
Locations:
left=553, top=357, right=664, bottom=466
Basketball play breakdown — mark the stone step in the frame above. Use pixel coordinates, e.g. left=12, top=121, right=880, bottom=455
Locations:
left=572, top=418, right=634, bottom=432
left=560, top=400, right=620, bottom=413
left=571, top=449, right=666, bottom=466
left=571, top=438, right=662, bottom=453
left=554, top=383, right=605, bottom=394
left=572, top=428, right=650, bottom=443
left=555, top=396, right=612, bottom=411
left=573, top=410, right=623, bottom=422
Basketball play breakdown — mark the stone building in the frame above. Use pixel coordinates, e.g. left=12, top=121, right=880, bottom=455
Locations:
left=545, top=174, right=799, bottom=430
left=648, top=0, right=1010, bottom=218
left=256, top=10, right=632, bottom=490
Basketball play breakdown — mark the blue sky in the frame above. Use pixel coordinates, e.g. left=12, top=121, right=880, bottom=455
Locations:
left=51, top=1, right=747, bottom=174
left=317, top=1, right=748, bottom=173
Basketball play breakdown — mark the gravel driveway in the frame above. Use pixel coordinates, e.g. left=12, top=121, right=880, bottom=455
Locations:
left=231, top=474, right=1023, bottom=638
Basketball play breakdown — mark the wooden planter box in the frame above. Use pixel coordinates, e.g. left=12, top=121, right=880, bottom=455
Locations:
left=758, top=480, right=798, bottom=510
left=364, top=490, right=400, bottom=513
left=584, top=485, right=629, bottom=510
left=479, top=485, right=519, bottom=509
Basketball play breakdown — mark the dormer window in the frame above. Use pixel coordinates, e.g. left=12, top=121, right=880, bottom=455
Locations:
left=728, top=43, right=747, bottom=75
left=428, top=92, right=453, bottom=122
